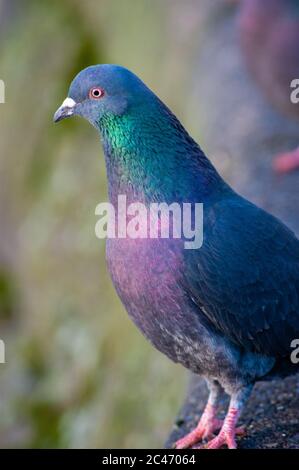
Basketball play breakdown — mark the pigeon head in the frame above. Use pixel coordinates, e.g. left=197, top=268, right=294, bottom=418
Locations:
left=54, top=64, right=221, bottom=202
left=53, top=64, right=153, bottom=127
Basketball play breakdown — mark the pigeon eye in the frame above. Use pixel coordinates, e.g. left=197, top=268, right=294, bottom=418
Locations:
left=89, top=87, right=104, bottom=99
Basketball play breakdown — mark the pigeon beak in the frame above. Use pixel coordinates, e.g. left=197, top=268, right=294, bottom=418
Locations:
left=53, top=97, right=76, bottom=123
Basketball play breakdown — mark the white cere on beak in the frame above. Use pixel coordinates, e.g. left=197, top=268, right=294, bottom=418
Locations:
left=61, top=97, right=76, bottom=111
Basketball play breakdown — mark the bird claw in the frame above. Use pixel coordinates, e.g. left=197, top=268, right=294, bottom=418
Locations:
left=198, top=407, right=244, bottom=449
left=191, top=425, right=245, bottom=449
left=175, top=402, right=230, bottom=449
left=205, top=429, right=237, bottom=449
left=175, top=417, right=223, bottom=449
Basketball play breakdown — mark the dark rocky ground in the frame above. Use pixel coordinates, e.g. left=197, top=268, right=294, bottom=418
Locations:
left=166, top=0, right=299, bottom=450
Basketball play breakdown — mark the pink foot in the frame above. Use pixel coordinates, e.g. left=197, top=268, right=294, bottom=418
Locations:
left=204, top=407, right=242, bottom=449
left=273, top=149, right=299, bottom=174
left=175, top=403, right=222, bottom=449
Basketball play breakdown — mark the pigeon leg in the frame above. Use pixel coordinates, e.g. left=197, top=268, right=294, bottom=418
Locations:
left=273, top=147, right=299, bottom=174
left=204, top=385, right=252, bottom=449
left=175, top=380, right=224, bottom=449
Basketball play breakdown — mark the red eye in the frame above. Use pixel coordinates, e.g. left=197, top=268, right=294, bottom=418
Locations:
left=89, top=87, right=104, bottom=99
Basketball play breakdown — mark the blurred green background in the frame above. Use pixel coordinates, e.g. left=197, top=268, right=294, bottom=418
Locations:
left=0, top=0, right=208, bottom=448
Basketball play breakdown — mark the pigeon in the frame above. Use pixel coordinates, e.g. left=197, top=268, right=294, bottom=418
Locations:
left=238, top=0, right=299, bottom=174
left=54, top=64, right=299, bottom=449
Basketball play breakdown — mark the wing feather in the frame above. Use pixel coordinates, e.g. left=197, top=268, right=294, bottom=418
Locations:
left=183, top=195, right=299, bottom=356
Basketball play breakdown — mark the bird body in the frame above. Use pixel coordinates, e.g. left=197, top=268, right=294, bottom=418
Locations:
left=54, top=65, right=299, bottom=448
